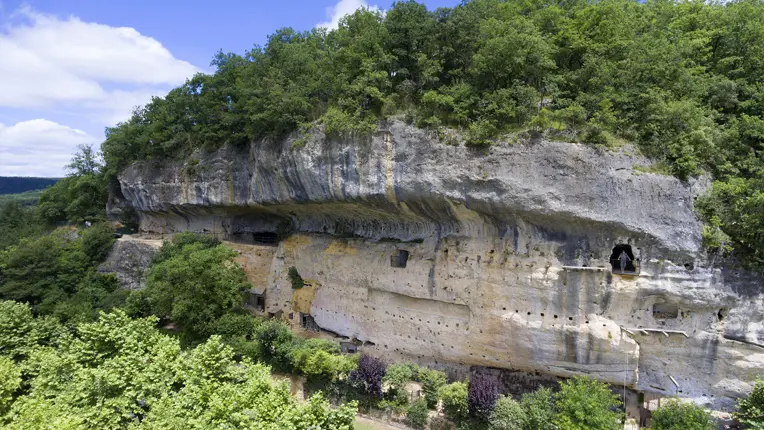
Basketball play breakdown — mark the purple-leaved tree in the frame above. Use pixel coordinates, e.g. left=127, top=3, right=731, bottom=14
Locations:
left=468, top=373, right=501, bottom=421
left=350, top=355, right=387, bottom=399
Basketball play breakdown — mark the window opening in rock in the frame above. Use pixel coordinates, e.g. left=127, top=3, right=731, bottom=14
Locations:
left=252, top=232, right=278, bottom=245
left=391, top=249, right=409, bottom=268
left=653, top=302, right=678, bottom=319
left=245, top=288, right=266, bottom=312
left=340, top=342, right=358, bottom=354
left=300, top=313, right=319, bottom=332
left=610, top=244, right=639, bottom=274
left=718, top=308, right=727, bottom=321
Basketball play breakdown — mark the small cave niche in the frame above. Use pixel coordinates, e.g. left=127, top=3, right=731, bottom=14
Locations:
left=391, top=249, right=410, bottom=268
left=610, top=244, right=639, bottom=274
left=252, top=231, right=279, bottom=245
left=300, top=313, right=319, bottom=332
left=244, top=288, right=266, bottom=312
left=340, top=342, right=358, bottom=354
left=652, top=302, right=679, bottom=320
left=718, top=308, right=727, bottom=321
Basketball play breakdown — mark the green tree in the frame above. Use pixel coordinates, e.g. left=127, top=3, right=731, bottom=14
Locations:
left=520, top=386, right=556, bottom=430
left=736, top=378, right=764, bottom=429
left=407, top=397, right=429, bottom=429
left=553, top=376, right=622, bottom=430
left=439, top=381, right=469, bottom=423
left=650, top=399, right=714, bottom=430
left=489, top=395, right=526, bottom=430
left=144, top=242, right=251, bottom=339
left=419, top=367, right=448, bottom=409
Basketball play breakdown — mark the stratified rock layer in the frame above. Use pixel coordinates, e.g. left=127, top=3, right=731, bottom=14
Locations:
left=114, top=121, right=764, bottom=410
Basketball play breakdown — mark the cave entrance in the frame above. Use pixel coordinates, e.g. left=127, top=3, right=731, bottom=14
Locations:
left=653, top=302, right=678, bottom=319
left=300, top=313, right=319, bottom=332
left=391, top=249, right=410, bottom=268
left=252, top=232, right=278, bottom=245
left=245, top=288, right=266, bottom=312
left=340, top=341, right=358, bottom=354
left=610, top=244, right=639, bottom=275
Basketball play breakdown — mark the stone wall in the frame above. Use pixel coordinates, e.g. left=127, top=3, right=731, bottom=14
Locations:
left=110, top=120, right=764, bottom=411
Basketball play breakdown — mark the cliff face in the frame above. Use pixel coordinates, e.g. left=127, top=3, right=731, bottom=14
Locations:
left=113, top=121, right=764, bottom=410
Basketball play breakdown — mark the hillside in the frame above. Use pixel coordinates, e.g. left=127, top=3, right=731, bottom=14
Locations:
left=0, top=176, right=59, bottom=195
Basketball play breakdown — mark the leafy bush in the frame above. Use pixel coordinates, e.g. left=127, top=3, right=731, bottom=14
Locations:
left=519, top=386, right=556, bottom=430
left=151, top=232, right=220, bottom=265
left=288, top=266, right=305, bottom=289
left=439, top=381, right=469, bottom=423
left=553, top=376, right=622, bottom=430
left=469, top=373, right=501, bottom=421
left=0, top=305, right=359, bottom=429
left=384, top=362, right=419, bottom=406
left=144, top=242, right=251, bottom=339
left=736, top=378, right=764, bottom=428
left=419, top=368, right=448, bottom=409
left=407, top=397, right=429, bottom=429
left=651, top=399, right=714, bottom=430
left=489, top=395, right=526, bottom=430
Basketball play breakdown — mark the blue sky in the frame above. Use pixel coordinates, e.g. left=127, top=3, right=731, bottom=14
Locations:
left=0, top=0, right=458, bottom=177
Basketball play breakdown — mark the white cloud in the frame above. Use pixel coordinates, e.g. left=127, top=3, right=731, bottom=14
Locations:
left=317, top=0, right=381, bottom=30
left=0, top=119, right=99, bottom=177
left=0, top=7, right=199, bottom=113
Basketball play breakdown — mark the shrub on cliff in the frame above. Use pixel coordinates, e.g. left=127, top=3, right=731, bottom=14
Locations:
left=383, top=362, right=419, bottom=407
left=469, top=373, right=501, bottom=421
left=553, top=376, right=622, bottom=430
left=650, top=399, right=714, bottom=430
left=288, top=266, right=304, bottom=289
left=736, top=378, right=764, bottom=428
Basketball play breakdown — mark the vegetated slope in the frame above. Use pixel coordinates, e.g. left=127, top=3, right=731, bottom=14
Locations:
left=0, top=176, right=59, bottom=195
left=101, top=0, right=764, bottom=267
left=0, top=189, right=44, bottom=206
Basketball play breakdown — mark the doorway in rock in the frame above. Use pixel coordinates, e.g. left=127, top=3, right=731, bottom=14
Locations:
left=610, top=244, right=639, bottom=274
left=390, top=250, right=409, bottom=268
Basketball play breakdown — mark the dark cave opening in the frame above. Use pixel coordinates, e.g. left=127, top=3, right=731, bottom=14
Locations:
left=610, top=244, right=638, bottom=274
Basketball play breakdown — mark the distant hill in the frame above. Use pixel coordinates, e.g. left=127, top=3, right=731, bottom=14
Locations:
left=0, top=177, right=60, bottom=195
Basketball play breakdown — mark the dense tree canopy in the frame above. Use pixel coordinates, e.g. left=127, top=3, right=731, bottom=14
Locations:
left=100, top=0, right=764, bottom=267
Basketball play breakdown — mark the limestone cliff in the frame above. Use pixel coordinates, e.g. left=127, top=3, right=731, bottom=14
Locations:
left=111, top=120, right=764, bottom=411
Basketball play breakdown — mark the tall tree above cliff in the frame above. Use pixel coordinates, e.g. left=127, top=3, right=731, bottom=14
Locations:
left=100, top=0, right=764, bottom=267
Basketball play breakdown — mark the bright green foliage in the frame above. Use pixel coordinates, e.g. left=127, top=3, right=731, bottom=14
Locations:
left=144, top=242, right=251, bottom=339
left=553, top=376, right=622, bottom=430
left=519, top=386, right=556, bottom=430
left=489, top=395, right=526, bottom=430
left=98, top=0, right=764, bottom=267
left=0, top=356, right=21, bottom=414
left=650, top=399, right=714, bottom=430
left=38, top=145, right=108, bottom=225
left=288, top=266, right=304, bottom=289
left=419, top=367, right=448, bottom=409
left=150, top=232, right=220, bottom=265
left=0, top=201, right=45, bottom=251
left=384, top=362, right=419, bottom=406
left=289, top=338, right=357, bottom=380
left=407, top=397, right=429, bottom=429
left=439, top=381, right=469, bottom=423
left=0, top=305, right=358, bottom=429
left=0, top=224, right=119, bottom=319
left=736, top=378, right=764, bottom=429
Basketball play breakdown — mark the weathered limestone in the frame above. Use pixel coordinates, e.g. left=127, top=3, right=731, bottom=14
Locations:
left=98, top=236, right=162, bottom=290
left=110, top=120, right=764, bottom=410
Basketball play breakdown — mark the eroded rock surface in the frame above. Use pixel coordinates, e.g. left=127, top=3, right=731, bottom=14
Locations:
left=112, top=121, right=764, bottom=410
left=98, top=236, right=161, bottom=290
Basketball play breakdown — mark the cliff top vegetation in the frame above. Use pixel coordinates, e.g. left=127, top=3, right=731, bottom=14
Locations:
left=101, top=0, right=764, bottom=266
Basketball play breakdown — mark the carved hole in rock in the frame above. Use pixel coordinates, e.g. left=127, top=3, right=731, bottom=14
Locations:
left=245, top=288, right=266, bottom=312
left=610, top=244, right=638, bottom=274
left=718, top=308, right=727, bottom=321
left=340, top=342, right=357, bottom=354
left=684, top=262, right=694, bottom=271
left=653, top=302, right=679, bottom=319
left=300, top=313, right=319, bottom=332
left=391, top=250, right=409, bottom=268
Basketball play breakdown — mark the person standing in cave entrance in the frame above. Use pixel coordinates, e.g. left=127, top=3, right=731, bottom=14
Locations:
left=619, top=250, right=631, bottom=272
